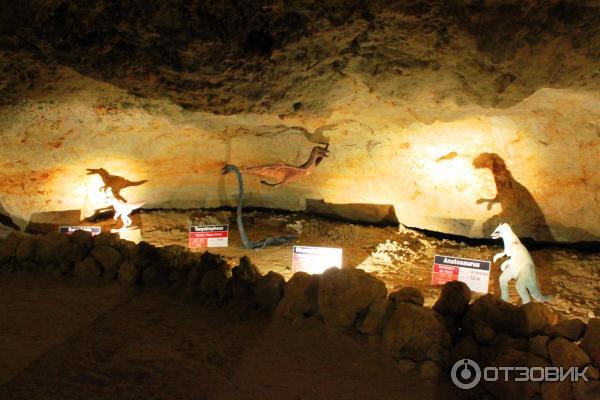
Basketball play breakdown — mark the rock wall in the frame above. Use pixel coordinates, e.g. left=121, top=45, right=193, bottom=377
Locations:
left=0, top=1, right=599, bottom=242
left=1, top=230, right=599, bottom=399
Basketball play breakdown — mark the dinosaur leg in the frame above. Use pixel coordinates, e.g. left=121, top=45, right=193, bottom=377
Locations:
left=498, top=271, right=511, bottom=302
left=122, top=215, right=132, bottom=228
left=114, top=191, right=127, bottom=202
left=515, top=276, right=531, bottom=304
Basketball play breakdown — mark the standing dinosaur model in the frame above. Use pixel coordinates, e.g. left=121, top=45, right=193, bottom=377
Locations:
left=86, top=168, right=148, bottom=202
left=491, top=222, right=552, bottom=304
left=240, top=145, right=329, bottom=187
left=221, top=165, right=296, bottom=249
left=105, top=189, right=145, bottom=229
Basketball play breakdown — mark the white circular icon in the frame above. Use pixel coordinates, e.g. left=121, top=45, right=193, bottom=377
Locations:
left=451, top=359, right=481, bottom=390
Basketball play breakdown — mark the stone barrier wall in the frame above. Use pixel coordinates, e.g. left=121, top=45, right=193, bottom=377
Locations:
left=0, top=230, right=598, bottom=399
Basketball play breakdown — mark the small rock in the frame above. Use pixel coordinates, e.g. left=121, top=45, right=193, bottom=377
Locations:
left=319, top=267, right=387, bottom=330
left=382, top=302, right=451, bottom=365
left=451, top=335, right=480, bottom=364
left=418, top=360, right=442, bottom=381
left=529, top=335, right=551, bottom=360
left=484, top=349, right=550, bottom=400
left=118, top=260, right=140, bottom=284
left=389, top=287, right=424, bottom=306
left=274, top=271, right=319, bottom=320
left=581, top=319, right=600, bottom=368
left=473, top=321, right=496, bottom=345
left=462, top=294, right=516, bottom=336
left=74, top=257, right=101, bottom=280
left=546, top=318, right=587, bottom=341
left=91, top=245, right=123, bottom=279
left=356, top=297, right=391, bottom=335
left=396, top=358, right=417, bottom=373
left=15, top=237, right=37, bottom=262
left=541, top=380, right=574, bottom=400
left=94, top=232, right=120, bottom=248
left=490, top=334, right=528, bottom=352
left=236, top=256, right=261, bottom=284
left=70, top=230, right=93, bottom=260
left=0, top=231, right=26, bottom=264
left=187, top=266, right=205, bottom=287
left=142, top=263, right=170, bottom=286
left=511, top=302, right=558, bottom=337
left=548, top=337, right=592, bottom=369
left=572, top=380, right=600, bottom=400
left=199, top=264, right=230, bottom=299
left=34, top=232, right=72, bottom=266
left=585, top=366, right=599, bottom=381
left=254, top=271, right=285, bottom=311
left=433, top=281, right=471, bottom=317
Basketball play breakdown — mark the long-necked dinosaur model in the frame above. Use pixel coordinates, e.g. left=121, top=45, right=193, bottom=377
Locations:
left=491, top=222, right=552, bottom=304
left=86, top=168, right=148, bottom=202
left=240, top=145, right=329, bottom=187
left=221, top=164, right=296, bottom=249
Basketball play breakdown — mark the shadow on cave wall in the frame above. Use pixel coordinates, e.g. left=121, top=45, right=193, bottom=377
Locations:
left=473, top=152, right=554, bottom=242
left=0, top=200, right=22, bottom=231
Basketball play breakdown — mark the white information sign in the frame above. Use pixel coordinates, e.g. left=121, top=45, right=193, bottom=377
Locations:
left=292, top=246, right=342, bottom=274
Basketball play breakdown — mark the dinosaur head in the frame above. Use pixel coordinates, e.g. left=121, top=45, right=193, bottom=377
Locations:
left=472, top=153, right=506, bottom=174
left=313, top=144, right=330, bottom=166
left=491, top=222, right=513, bottom=239
left=86, top=168, right=106, bottom=175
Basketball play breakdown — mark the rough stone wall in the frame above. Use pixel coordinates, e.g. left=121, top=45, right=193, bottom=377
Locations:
left=1, top=231, right=599, bottom=399
left=0, top=1, right=599, bottom=242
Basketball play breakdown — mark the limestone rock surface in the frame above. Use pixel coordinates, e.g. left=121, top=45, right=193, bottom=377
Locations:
left=0, top=1, right=599, bottom=242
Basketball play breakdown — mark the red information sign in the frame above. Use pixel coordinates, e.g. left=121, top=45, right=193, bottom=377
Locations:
left=188, top=225, right=229, bottom=249
left=431, top=255, right=490, bottom=293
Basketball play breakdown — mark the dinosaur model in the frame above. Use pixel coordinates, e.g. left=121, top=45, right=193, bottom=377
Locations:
left=105, top=189, right=145, bottom=229
left=240, top=145, right=329, bottom=187
left=490, top=222, right=552, bottom=304
left=86, top=168, right=148, bottom=202
left=221, top=164, right=296, bottom=249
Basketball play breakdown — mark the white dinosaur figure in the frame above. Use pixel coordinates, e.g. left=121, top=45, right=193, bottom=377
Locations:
left=105, top=188, right=145, bottom=229
left=491, top=222, right=552, bottom=304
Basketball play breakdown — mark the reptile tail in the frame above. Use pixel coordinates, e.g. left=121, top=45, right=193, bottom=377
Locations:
left=222, top=164, right=253, bottom=249
left=126, top=179, right=148, bottom=187
left=528, top=283, right=553, bottom=302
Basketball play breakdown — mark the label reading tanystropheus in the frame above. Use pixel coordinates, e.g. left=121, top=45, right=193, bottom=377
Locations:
left=188, top=225, right=229, bottom=249
left=431, top=255, right=490, bottom=294
left=292, top=246, right=342, bottom=274
left=59, top=226, right=102, bottom=236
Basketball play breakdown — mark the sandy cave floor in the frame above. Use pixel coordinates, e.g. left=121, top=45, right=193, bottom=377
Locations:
left=132, top=209, right=597, bottom=321
left=0, top=275, right=459, bottom=400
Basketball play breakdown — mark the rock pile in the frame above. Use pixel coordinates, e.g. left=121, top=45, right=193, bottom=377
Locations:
left=1, top=230, right=598, bottom=398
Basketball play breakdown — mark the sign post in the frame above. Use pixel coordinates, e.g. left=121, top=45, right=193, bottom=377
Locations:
left=431, top=255, right=490, bottom=293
